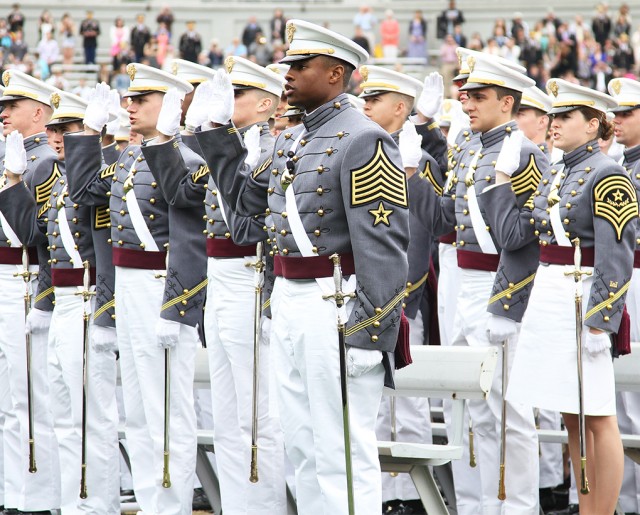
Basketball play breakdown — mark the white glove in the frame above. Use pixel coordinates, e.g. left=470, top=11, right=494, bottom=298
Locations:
left=4, top=130, right=27, bottom=175
left=25, top=308, right=52, bottom=334
left=208, top=69, right=235, bottom=125
left=446, top=105, right=469, bottom=147
left=243, top=125, right=262, bottom=169
left=105, top=89, right=121, bottom=136
left=347, top=346, right=383, bottom=377
left=417, top=72, right=444, bottom=119
left=92, top=325, right=117, bottom=353
left=494, top=131, right=524, bottom=177
left=584, top=331, right=611, bottom=356
left=156, top=88, right=183, bottom=137
left=156, top=318, right=181, bottom=349
left=486, top=314, right=518, bottom=345
left=84, top=82, right=111, bottom=132
left=398, top=121, right=423, bottom=169
left=185, top=80, right=215, bottom=132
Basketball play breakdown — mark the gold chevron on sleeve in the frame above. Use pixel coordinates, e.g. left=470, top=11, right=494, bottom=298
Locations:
left=419, top=161, right=443, bottom=196
left=35, top=286, right=54, bottom=303
left=100, top=162, right=117, bottom=179
left=510, top=153, right=542, bottom=197
left=253, top=156, right=273, bottom=179
left=93, top=298, right=115, bottom=320
left=94, top=205, right=110, bottom=230
left=585, top=281, right=630, bottom=321
left=351, top=139, right=408, bottom=207
left=35, top=163, right=62, bottom=204
left=345, top=289, right=406, bottom=337
left=593, top=175, right=639, bottom=241
left=161, top=278, right=208, bottom=311
left=191, top=165, right=209, bottom=184
left=488, top=273, right=536, bottom=305
left=37, top=199, right=51, bottom=219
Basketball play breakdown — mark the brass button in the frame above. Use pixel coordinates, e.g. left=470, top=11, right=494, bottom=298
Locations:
left=281, top=211, right=288, bottom=218
left=282, top=248, right=289, bottom=255
left=224, top=232, right=231, bottom=239
left=150, top=198, right=156, bottom=204
left=317, top=209, right=324, bottom=216
left=370, top=335, right=378, bottom=343
left=604, top=315, right=610, bottom=322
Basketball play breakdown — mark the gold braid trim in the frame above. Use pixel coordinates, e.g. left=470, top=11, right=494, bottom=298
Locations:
left=35, top=286, right=54, bottom=303
left=93, top=299, right=115, bottom=320
left=406, top=272, right=429, bottom=294
left=161, top=278, right=208, bottom=311
left=488, top=273, right=536, bottom=305
left=585, top=281, right=630, bottom=321
left=262, top=298, right=271, bottom=311
left=345, top=289, right=406, bottom=337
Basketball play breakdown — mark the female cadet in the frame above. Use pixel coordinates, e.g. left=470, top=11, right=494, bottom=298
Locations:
left=478, top=78, right=637, bottom=515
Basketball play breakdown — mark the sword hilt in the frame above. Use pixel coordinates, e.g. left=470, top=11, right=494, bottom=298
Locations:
left=74, top=261, right=96, bottom=301
left=580, top=458, right=590, bottom=495
left=245, top=242, right=266, bottom=275
left=322, top=254, right=356, bottom=308
left=564, top=237, right=592, bottom=281
left=13, top=246, right=34, bottom=282
left=469, top=419, right=477, bottom=467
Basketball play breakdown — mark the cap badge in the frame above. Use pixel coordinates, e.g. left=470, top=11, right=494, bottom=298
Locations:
left=126, top=64, right=136, bottom=82
left=548, top=80, right=559, bottom=97
left=611, top=79, right=622, bottom=95
left=286, top=23, right=296, bottom=44
left=171, top=62, right=179, bottom=76
left=444, top=101, right=452, bottom=113
left=466, top=56, right=475, bottom=72
left=2, top=70, right=10, bottom=86
left=225, top=56, right=235, bottom=74
left=456, top=49, right=463, bottom=68
left=360, top=66, right=369, bottom=82
left=50, top=92, right=60, bottom=109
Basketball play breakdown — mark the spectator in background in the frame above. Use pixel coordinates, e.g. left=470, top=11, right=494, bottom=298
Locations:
left=110, top=17, right=130, bottom=70
left=407, top=10, right=427, bottom=60
left=37, top=29, right=59, bottom=76
left=72, top=77, right=93, bottom=100
left=80, top=10, right=100, bottom=64
left=207, top=38, right=223, bottom=67
left=0, top=19, right=12, bottom=50
left=353, top=4, right=377, bottom=54
left=270, top=9, right=287, bottom=44
left=502, top=36, right=521, bottom=63
left=614, top=33, right=635, bottom=73
left=46, top=66, right=70, bottom=90
left=541, top=8, right=562, bottom=39
left=453, top=23, right=467, bottom=48
left=130, top=14, right=151, bottom=63
left=59, top=13, right=76, bottom=65
left=592, top=3, right=612, bottom=48
left=438, top=0, right=464, bottom=38
left=156, top=5, right=174, bottom=38
left=248, top=32, right=272, bottom=66
left=111, top=62, right=130, bottom=95
left=9, top=29, right=28, bottom=62
left=155, top=21, right=170, bottom=67
left=38, top=10, right=54, bottom=40
left=178, top=21, right=202, bottom=63
left=242, top=16, right=263, bottom=49
left=8, top=3, right=24, bottom=33
left=511, top=12, right=529, bottom=41
left=468, top=32, right=484, bottom=51
left=569, top=15, right=590, bottom=45
left=380, top=9, right=399, bottom=59
left=225, top=37, right=247, bottom=58
left=614, top=11, right=632, bottom=39
left=143, top=35, right=160, bottom=68
left=352, top=26, right=370, bottom=55
left=439, top=33, right=459, bottom=86
left=632, top=24, right=640, bottom=73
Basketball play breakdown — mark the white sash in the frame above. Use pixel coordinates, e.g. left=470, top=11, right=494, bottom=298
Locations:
left=548, top=164, right=572, bottom=247
left=126, top=188, right=159, bottom=252
left=0, top=211, right=22, bottom=247
left=465, top=154, right=498, bottom=254
left=282, top=131, right=356, bottom=314
left=57, top=186, right=83, bottom=268
left=217, top=193, right=230, bottom=229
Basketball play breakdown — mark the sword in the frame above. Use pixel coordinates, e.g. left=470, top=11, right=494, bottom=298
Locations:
left=564, top=237, right=591, bottom=495
left=322, top=254, right=356, bottom=515
left=246, top=241, right=265, bottom=483
left=498, top=338, right=509, bottom=500
left=75, top=260, right=95, bottom=499
left=14, top=246, right=36, bottom=473
left=389, top=396, right=398, bottom=477
left=468, top=407, right=476, bottom=468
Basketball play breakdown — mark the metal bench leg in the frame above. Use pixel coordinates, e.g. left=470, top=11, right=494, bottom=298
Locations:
left=286, top=483, right=298, bottom=515
left=410, top=465, right=449, bottom=515
left=433, top=463, right=457, bottom=513
left=196, top=446, right=222, bottom=514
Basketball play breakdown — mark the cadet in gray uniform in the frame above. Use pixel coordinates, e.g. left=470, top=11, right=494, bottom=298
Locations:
left=0, top=70, right=61, bottom=514
left=2, top=91, right=120, bottom=514
left=63, top=70, right=203, bottom=515
left=195, top=20, right=410, bottom=514
left=357, top=65, right=436, bottom=514
left=143, top=56, right=288, bottom=514
left=608, top=77, right=640, bottom=515
left=484, top=78, right=636, bottom=515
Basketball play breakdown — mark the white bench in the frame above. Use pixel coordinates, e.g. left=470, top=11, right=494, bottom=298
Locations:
left=537, top=343, right=640, bottom=466
left=379, top=346, right=498, bottom=515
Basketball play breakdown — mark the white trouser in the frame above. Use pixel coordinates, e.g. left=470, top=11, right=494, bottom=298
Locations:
left=205, top=256, right=286, bottom=515
left=115, top=266, right=198, bottom=515
left=272, top=277, right=385, bottom=515
left=438, top=245, right=483, bottom=515
left=376, top=312, right=432, bottom=502
left=49, top=285, right=120, bottom=514
left=0, top=264, right=60, bottom=511
left=538, top=409, right=563, bottom=488
left=451, top=268, right=539, bottom=515
left=618, top=268, right=640, bottom=512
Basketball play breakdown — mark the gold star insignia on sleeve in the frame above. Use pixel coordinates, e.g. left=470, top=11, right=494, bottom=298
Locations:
left=369, top=201, right=393, bottom=226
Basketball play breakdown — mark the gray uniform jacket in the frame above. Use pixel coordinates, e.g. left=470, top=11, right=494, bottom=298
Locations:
left=198, top=93, right=410, bottom=358
left=621, top=145, right=640, bottom=253
left=480, top=141, right=637, bottom=332
left=0, top=133, right=58, bottom=311
left=63, top=133, right=207, bottom=329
